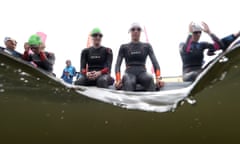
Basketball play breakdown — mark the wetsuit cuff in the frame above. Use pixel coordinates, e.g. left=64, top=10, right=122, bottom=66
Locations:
left=23, top=51, right=30, bottom=60
left=116, top=72, right=121, bottom=81
left=155, top=70, right=161, bottom=78
left=81, top=69, right=87, bottom=75
left=39, top=52, right=47, bottom=61
left=101, top=68, right=109, bottom=74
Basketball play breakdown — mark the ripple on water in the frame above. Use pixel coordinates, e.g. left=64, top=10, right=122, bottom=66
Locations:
left=0, top=89, right=5, bottom=93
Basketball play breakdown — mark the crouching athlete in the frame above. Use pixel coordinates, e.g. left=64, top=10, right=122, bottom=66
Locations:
left=115, top=23, right=164, bottom=91
left=74, top=28, right=114, bottom=88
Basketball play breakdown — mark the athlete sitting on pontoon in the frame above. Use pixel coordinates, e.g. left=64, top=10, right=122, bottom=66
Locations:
left=23, top=34, right=55, bottom=73
left=0, top=37, right=22, bottom=58
left=115, top=23, right=164, bottom=91
left=74, top=28, right=114, bottom=88
left=180, top=22, right=240, bottom=82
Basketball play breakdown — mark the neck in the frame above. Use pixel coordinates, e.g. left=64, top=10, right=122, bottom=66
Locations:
left=192, top=39, right=199, bottom=42
left=6, top=47, right=14, bottom=51
left=131, top=39, right=140, bottom=43
left=93, top=44, right=100, bottom=48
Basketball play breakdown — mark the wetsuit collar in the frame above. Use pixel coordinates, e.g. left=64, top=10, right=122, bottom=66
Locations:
left=92, top=44, right=101, bottom=48
left=131, top=40, right=140, bottom=44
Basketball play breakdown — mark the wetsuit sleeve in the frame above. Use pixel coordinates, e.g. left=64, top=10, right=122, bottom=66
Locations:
left=80, top=49, right=88, bottom=75
left=115, top=45, right=125, bottom=81
left=101, top=48, right=113, bottom=74
left=184, top=34, right=193, bottom=53
left=201, top=34, right=224, bottom=56
left=148, top=44, right=161, bottom=78
left=22, top=51, right=30, bottom=61
left=221, top=34, right=238, bottom=51
left=40, top=52, right=55, bottom=72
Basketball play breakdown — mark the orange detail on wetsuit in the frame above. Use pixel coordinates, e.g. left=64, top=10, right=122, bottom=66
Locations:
left=39, top=51, right=47, bottom=61
left=155, top=70, right=161, bottom=77
left=82, top=69, right=87, bottom=75
left=101, top=68, right=109, bottom=74
left=116, top=72, right=121, bottom=81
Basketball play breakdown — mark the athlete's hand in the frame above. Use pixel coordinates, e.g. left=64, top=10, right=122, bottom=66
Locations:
left=87, top=71, right=95, bottom=80
left=189, top=22, right=194, bottom=33
left=202, top=22, right=211, bottom=34
left=115, top=80, right=123, bottom=90
left=94, top=71, right=102, bottom=79
left=156, top=79, right=164, bottom=88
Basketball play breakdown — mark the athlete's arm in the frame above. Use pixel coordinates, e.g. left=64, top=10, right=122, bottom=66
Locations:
left=200, top=34, right=224, bottom=56
left=115, top=45, right=124, bottom=82
left=100, top=48, right=113, bottom=74
left=184, top=34, right=193, bottom=53
left=148, top=44, right=161, bottom=79
left=39, top=52, right=55, bottom=72
left=80, top=49, right=88, bottom=75
left=221, top=34, right=239, bottom=50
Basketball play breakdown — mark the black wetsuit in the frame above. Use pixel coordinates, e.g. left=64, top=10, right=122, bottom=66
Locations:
left=74, top=46, right=113, bottom=88
left=180, top=34, right=237, bottom=82
left=23, top=51, right=55, bottom=73
left=115, top=42, right=160, bottom=91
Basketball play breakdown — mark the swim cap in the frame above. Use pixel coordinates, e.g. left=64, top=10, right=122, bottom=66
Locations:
left=192, top=23, right=202, bottom=32
left=129, top=23, right=142, bottom=32
left=91, top=28, right=102, bottom=35
left=4, top=37, right=16, bottom=43
left=36, top=32, right=47, bottom=43
left=28, top=34, right=42, bottom=46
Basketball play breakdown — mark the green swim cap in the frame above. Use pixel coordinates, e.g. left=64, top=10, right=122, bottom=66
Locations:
left=28, top=34, right=42, bottom=46
left=91, top=28, right=102, bottom=35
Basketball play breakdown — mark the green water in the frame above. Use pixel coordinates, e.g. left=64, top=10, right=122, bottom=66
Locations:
left=1, top=47, right=240, bottom=143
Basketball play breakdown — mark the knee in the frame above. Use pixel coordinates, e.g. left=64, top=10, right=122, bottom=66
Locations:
left=123, top=74, right=136, bottom=85
left=74, top=76, right=86, bottom=85
left=183, top=71, right=199, bottom=82
left=97, top=75, right=108, bottom=88
left=141, top=74, right=154, bottom=83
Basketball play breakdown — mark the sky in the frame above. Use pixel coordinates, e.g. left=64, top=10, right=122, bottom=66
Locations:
left=1, top=0, right=240, bottom=77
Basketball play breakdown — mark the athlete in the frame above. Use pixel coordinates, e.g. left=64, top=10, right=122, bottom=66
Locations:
left=115, top=23, right=164, bottom=91
left=180, top=22, right=240, bottom=82
left=74, top=28, right=114, bottom=88
left=221, top=31, right=240, bottom=50
left=61, top=60, right=76, bottom=84
left=22, top=34, right=55, bottom=73
left=1, top=37, right=22, bottom=58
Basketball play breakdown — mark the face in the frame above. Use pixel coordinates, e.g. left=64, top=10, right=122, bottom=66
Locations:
left=130, top=27, right=141, bottom=42
left=5, top=40, right=17, bottom=50
left=91, top=33, right=102, bottom=47
left=24, top=43, right=30, bottom=49
left=30, top=45, right=40, bottom=54
left=66, top=60, right=71, bottom=67
left=40, top=43, right=46, bottom=50
left=192, top=31, right=202, bottom=42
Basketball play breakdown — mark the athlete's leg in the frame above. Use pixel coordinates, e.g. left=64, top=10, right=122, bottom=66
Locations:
left=183, top=70, right=201, bottom=82
left=74, top=75, right=88, bottom=86
left=137, top=72, right=155, bottom=91
left=96, top=74, right=111, bottom=88
left=122, top=73, right=137, bottom=91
